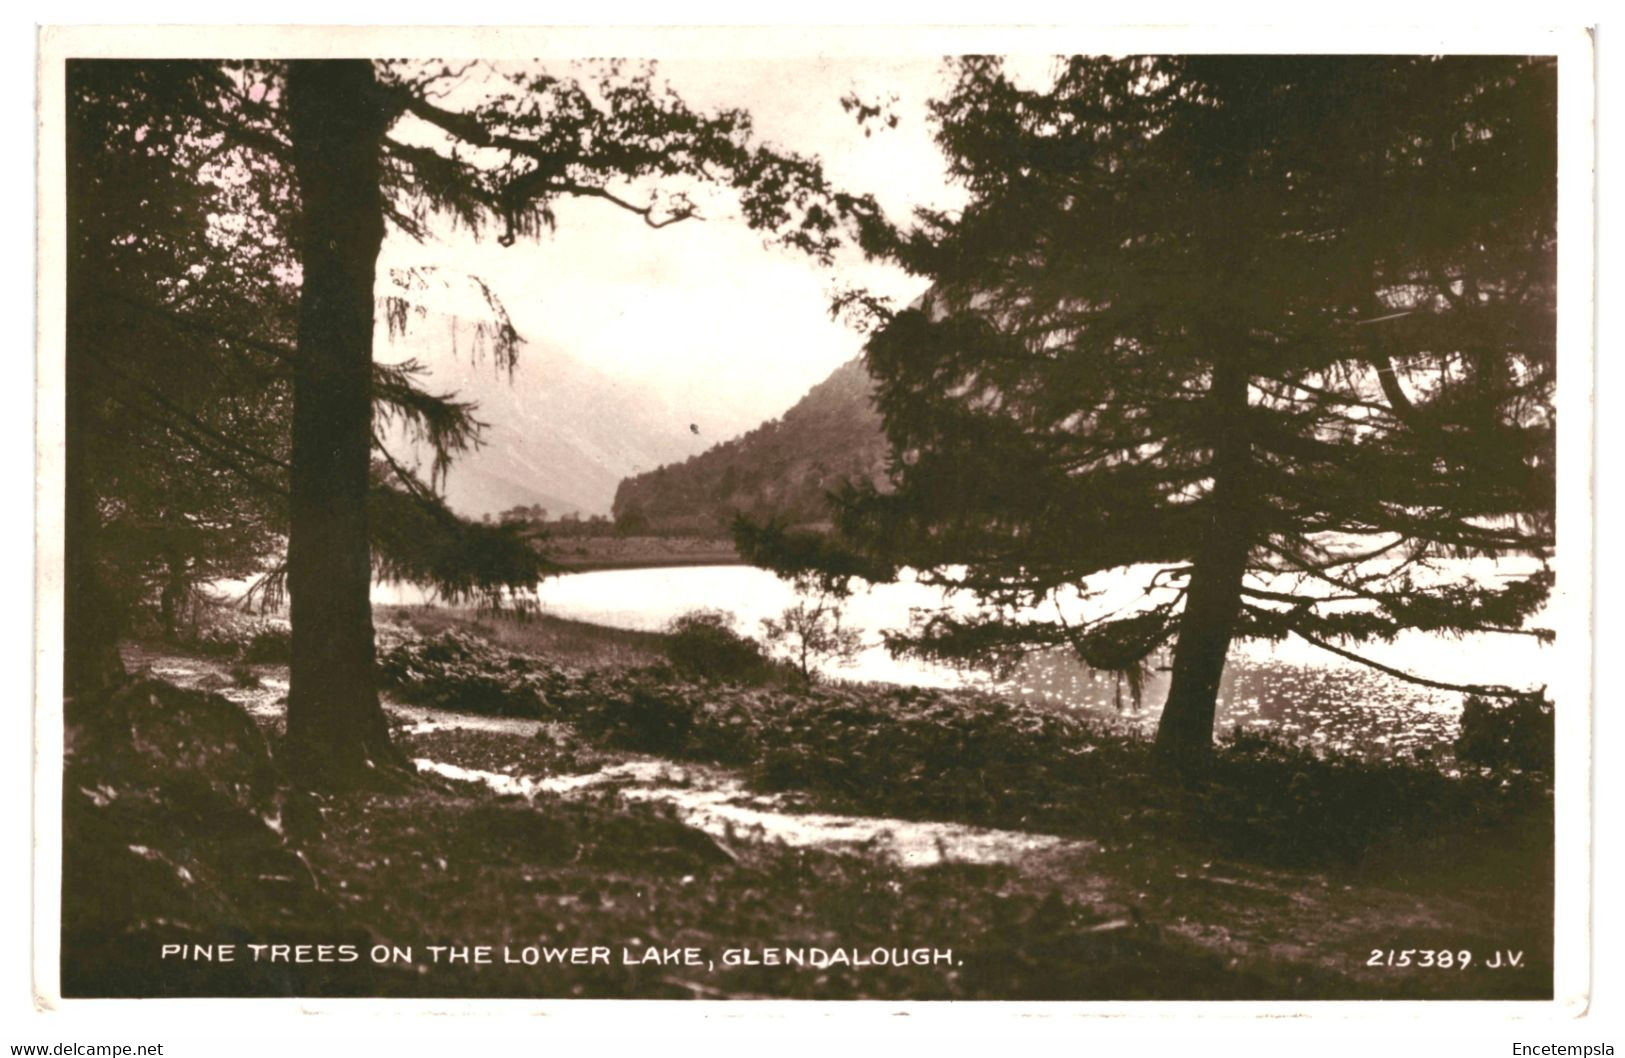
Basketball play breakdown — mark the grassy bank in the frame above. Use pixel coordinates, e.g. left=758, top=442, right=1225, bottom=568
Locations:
left=385, top=605, right=667, bottom=671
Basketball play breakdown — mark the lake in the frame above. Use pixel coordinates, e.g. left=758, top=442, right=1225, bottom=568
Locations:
left=373, top=561, right=1554, bottom=757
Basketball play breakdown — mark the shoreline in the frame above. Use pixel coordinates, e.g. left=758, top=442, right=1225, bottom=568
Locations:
left=73, top=628, right=1555, bottom=1000
left=547, top=554, right=747, bottom=573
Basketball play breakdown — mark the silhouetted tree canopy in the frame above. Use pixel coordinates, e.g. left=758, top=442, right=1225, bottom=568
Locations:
left=66, top=62, right=549, bottom=630
left=743, top=55, right=1557, bottom=759
left=68, top=56, right=885, bottom=782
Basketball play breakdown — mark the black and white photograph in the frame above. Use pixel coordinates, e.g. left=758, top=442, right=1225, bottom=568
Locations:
left=31, top=24, right=1594, bottom=1013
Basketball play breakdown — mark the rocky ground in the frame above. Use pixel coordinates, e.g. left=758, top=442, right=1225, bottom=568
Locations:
left=56, top=615, right=1554, bottom=1000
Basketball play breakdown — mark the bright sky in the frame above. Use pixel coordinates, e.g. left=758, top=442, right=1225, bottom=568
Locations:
left=376, top=56, right=998, bottom=430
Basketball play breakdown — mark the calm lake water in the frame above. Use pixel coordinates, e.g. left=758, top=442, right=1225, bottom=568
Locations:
left=374, top=561, right=1554, bottom=756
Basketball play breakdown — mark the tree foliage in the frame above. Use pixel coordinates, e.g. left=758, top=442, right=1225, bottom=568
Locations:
left=68, top=56, right=885, bottom=779
left=745, top=55, right=1557, bottom=757
left=760, top=584, right=864, bottom=686
left=373, top=60, right=889, bottom=262
left=69, top=56, right=888, bottom=612
left=66, top=62, right=550, bottom=642
left=67, top=62, right=295, bottom=659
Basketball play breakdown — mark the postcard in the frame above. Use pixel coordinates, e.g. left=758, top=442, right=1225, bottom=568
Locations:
left=32, top=24, right=1596, bottom=1016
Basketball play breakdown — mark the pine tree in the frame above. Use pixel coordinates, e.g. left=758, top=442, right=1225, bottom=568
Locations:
left=66, top=61, right=297, bottom=691
left=65, top=61, right=541, bottom=696
left=66, top=57, right=883, bottom=784
left=746, top=56, right=1557, bottom=761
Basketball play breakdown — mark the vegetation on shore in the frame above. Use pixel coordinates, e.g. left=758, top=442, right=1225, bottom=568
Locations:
left=65, top=604, right=1552, bottom=1000
left=375, top=607, right=1550, bottom=871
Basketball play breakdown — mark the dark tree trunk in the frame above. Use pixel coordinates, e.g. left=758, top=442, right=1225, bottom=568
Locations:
left=63, top=370, right=125, bottom=700
left=281, top=60, right=402, bottom=783
left=64, top=66, right=127, bottom=701
left=158, top=572, right=181, bottom=641
left=1153, top=353, right=1253, bottom=764
left=158, top=547, right=189, bottom=641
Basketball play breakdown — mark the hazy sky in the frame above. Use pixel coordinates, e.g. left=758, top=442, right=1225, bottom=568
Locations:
left=374, top=56, right=995, bottom=430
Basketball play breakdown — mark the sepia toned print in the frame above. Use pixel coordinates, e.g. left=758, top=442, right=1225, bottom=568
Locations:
left=38, top=28, right=1592, bottom=1005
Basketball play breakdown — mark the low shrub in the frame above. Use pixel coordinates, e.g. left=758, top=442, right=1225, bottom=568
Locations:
left=376, top=630, right=553, bottom=717
left=1455, top=693, right=1554, bottom=776
left=242, top=626, right=291, bottom=663
left=186, top=625, right=250, bottom=658
left=743, top=685, right=1114, bottom=823
left=181, top=617, right=290, bottom=663
left=1193, top=727, right=1510, bottom=866
left=560, top=671, right=763, bottom=763
left=574, top=685, right=696, bottom=755
left=559, top=674, right=1547, bottom=871
left=663, top=609, right=777, bottom=685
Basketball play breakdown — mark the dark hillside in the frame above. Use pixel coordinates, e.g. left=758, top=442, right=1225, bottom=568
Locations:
left=611, top=358, right=889, bottom=534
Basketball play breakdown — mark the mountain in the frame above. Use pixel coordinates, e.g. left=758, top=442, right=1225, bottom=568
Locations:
left=611, top=357, right=890, bottom=534
left=383, top=334, right=726, bottom=519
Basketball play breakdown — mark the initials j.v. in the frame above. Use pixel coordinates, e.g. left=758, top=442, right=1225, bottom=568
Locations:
left=1486, top=950, right=1525, bottom=969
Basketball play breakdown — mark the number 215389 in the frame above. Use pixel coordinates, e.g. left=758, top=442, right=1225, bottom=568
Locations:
left=1368, top=949, right=1473, bottom=969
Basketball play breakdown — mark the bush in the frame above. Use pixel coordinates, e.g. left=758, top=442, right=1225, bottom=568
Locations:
left=376, top=630, right=551, bottom=717
left=663, top=609, right=775, bottom=685
left=181, top=617, right=290, bottom=663
left=575, top=685, right=697, bottom=755
left=1455, top=693, right=1554, bottom=775
left=242, top=626, right=291, bottom=663
left=1199, top=728, right=1497, bottom=866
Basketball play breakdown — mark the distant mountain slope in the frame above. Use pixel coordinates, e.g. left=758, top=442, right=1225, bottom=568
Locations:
left=611, top=357, right=890, bottom=534
left=382, top=334, right=724, bottom=518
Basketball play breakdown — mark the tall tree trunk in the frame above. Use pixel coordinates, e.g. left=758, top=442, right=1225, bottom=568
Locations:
left=281, top=60, right=402, bottom=783
left=158, top=544, right=190, bottom=641
left=158, top=567, right=182, bottom=642
left=63, top=66, right=127, bottom=702
left=1153, top=353, right=1253, bottom=764
left=63, top=362, right=125, bottom=700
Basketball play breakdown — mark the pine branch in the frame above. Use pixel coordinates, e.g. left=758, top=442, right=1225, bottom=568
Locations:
left=85, top=347, right=291, bottom=473
left=96, top=386, right=287, bottom=500
left=1283, top=621, right=1527, bottom=698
